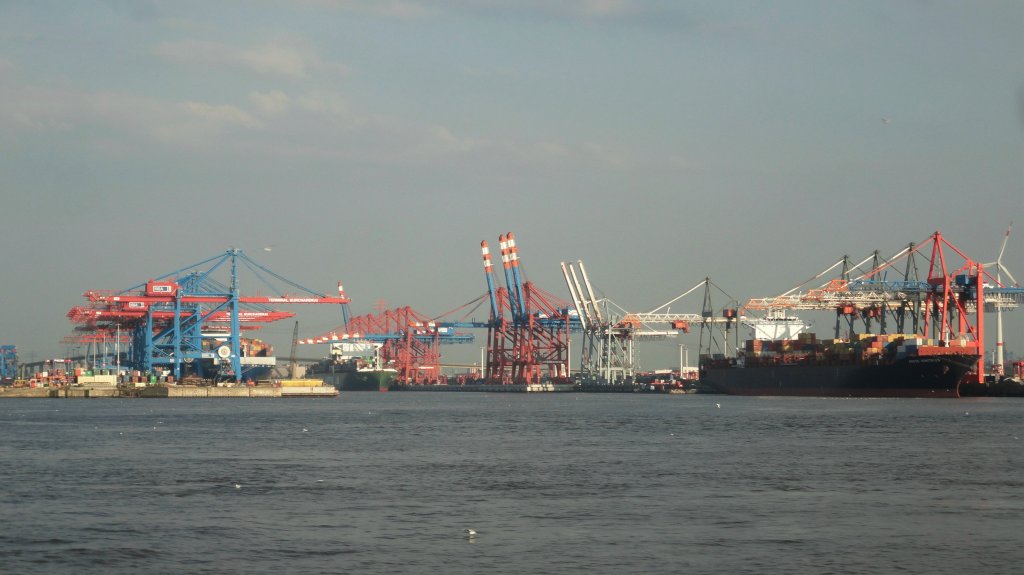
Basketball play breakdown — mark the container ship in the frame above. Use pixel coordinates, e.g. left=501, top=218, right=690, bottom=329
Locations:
left=700, top=332, right=979, bottom=398
left=307, top=355, right=396, bottom=392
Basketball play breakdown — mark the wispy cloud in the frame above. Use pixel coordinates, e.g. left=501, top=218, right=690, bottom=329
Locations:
left=0, top=70, right=681, bottom=171
left=290, top=0, right=687, bottom=24
left=179, top=101, right=261, bottom=127
left=293, top=1, right=429, bottom=18
left=436, top=0, right=684, bottom=23
left=99, top=0, right=162, bottom=21
left=249, top=90, right=291, bottom=116
left=156, top=37, right=348, bottom=79
left=0, top=74, right=262, bottom=149
left=296, top=90, right=350, bottom=118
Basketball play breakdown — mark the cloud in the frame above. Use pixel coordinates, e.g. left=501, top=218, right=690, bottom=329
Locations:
left=0, top=68, right=678, bottom=172
left=0, top=83, right=77, bottom=132
left=249, top=90, right=291, bottom=116
left=296, top=90, right=350, bottom=118
left=288, top=0, right=689, bottom=25
left=100, top=0, right=161, bottom=20
left=0, top=74, right=265, bottom=151
left=293, top=0, right=429, bottom=18
left=579, top=0, right=630, bottom=17
left=156, top=38, right=348, bottom=79
left=179, top=101, right=261, bottom=127
left=434, top=0, right=684, bottom=23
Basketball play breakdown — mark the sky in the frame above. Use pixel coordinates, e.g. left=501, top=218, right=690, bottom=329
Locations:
left=1, top=0, right=1022, bottom=369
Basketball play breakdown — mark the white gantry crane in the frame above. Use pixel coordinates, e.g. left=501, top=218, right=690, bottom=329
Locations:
left=561, top=261, right=738, bottom=384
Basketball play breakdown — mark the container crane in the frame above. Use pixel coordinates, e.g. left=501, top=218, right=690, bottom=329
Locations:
left=67, top=249, right=351, bottom=383
left=300, top=305, right=477, bottom=385
left=481, top=233, right=575, bottom=385
left=289, top=321, right=299, bottom=379
left=0, top=345, right=16, bottom=383
left=742, top=231, right=1024, bottom=385
left=561, top=261, right=738, bottom=384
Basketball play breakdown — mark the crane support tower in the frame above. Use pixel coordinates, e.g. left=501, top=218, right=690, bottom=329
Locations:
left=1, top=345, right=17, bottom=383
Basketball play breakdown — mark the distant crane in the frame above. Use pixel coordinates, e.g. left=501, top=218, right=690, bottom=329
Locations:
left=742, top=231, right=1024, bottom=385
left=67, top=249, right=351, bottom=383
left=0, top=345, right=16, bottom=382
left=300, top=305, right=477, bottom=385
left=289, top=321, right=299, bottom=379
left=561, top=261, right=737, bottom=384
left=480, top=233, right=575, bottom=385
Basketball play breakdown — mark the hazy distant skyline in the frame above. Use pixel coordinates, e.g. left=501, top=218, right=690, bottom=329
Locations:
left=1, top=1, right=1021, bottom=367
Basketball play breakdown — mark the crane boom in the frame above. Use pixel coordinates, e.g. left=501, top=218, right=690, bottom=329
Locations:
left=578, top=261, right=603, bottom=324
left=561, top=262, right=589, bottom=331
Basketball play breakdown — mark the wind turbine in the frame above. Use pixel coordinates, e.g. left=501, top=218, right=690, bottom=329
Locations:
left=985, top=222, right=1018, bottom=376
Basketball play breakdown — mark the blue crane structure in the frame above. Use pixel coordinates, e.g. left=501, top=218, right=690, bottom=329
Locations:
left=1, top=345, right=16, bottom=382
left=68, top=249, right=350, bottom=383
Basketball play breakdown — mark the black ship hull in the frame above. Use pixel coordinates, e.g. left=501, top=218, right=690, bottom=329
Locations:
left=318, top=369, right=395, bottom=392
left=700, top=354, right=977, bottom=398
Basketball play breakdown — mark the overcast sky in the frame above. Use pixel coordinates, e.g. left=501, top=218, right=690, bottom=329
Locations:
left=1, top=0, right=1022, bottom=367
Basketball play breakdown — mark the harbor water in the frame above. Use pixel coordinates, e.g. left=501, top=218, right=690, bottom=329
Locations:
left=1, top=394, right=1021, bottom=574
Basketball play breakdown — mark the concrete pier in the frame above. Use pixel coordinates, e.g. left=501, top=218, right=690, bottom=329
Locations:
left=0, top=384, right=338, bottom=398
left=138, top=385, right=337, bottom=398
left=394, top=383, right=576, bottom=393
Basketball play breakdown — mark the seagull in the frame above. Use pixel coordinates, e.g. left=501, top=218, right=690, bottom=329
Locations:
left=464, top=529, right=477, bottom=537
left=881, top=117, right=890, bottom=125
left=716, top=403, right=721, bottom=409
left=234, top=483, right=242, bottom=489
left=302, top=428, right=308, bottom=432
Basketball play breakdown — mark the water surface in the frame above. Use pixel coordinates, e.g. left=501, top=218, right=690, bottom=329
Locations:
left=1, top=394, right=1021, bottom=574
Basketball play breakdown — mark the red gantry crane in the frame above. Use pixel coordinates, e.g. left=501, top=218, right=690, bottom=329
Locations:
left=300, top=304, right=478, bottom=386
left=479, top=233, right=575, bottom=385
left=743, top=231, right=1024, bottom=385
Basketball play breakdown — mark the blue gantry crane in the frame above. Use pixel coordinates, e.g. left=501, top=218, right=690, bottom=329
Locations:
left=68, top=249, right=350, bottom=383
left=1, top=345, right=17, bottom=383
